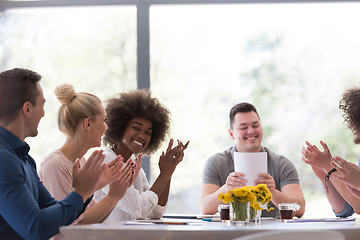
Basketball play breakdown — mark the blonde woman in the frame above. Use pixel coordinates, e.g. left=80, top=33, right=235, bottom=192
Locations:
left=39, top=84, right=136, bottom=239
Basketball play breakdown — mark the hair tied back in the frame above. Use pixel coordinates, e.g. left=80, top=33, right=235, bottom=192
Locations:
left=55, top=83, right=76, bottom=105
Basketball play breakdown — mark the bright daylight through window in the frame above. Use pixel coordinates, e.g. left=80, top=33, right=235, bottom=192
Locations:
left=1, top=2, right=360, bottom=218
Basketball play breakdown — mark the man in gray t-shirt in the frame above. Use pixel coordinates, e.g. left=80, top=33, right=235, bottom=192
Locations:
left=199, top=102, right=305, bottom=218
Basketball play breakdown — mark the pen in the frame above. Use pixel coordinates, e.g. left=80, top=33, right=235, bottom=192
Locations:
left=202, top=218, right=212, bottom=222
left=154, top=222, right=188, bottom=225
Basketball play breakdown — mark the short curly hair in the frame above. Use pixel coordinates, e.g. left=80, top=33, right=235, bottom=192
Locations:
left=103, top=89, right=171, bottom=155
left=339, top=87, right=360, bottom=134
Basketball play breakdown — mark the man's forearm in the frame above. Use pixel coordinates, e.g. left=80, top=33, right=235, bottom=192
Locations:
left=200, top=185, right=227, bottom=215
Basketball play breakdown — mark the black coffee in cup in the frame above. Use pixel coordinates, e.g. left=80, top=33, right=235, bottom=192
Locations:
left=278, top=203, right=299, bottom=220
left=218, top=204, right=230, bottom=221
left=280, top=209, right=294, bottom=220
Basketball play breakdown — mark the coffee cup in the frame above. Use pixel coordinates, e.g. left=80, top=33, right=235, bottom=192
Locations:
left=218, top=204, right=230, bottom=222
left=278, top=203, right=300, bottom=221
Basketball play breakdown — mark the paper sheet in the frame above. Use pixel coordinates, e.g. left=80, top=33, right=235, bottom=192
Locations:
left=234, top=152, right=267, bottom=186
left=286, top=217, right=356, bottom=223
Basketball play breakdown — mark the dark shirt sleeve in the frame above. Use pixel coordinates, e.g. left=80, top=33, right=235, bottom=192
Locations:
left=0, top=151, right=84, bottom=240
left=77, top=196, right=93, bottom=219
left=37, top=176, right=57, bottom=208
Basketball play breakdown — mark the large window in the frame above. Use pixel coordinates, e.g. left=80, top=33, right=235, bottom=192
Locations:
left=0, top=6, right=137, bottom=161
left=2, top=1, right=360, bottom=218
left=150, top=2, right=360, bottom=217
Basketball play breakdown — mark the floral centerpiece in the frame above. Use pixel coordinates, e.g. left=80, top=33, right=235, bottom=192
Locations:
left=218, top=184, right=273, bottom=224
left=244, top=184, right=273, bottom=222
left=218, top=187, right=256, bottom=224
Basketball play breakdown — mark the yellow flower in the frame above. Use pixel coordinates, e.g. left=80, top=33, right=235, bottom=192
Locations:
left=218, top=192, right=224, bottom=201
left=223, top=192, right=233, bottom=204
left=250, top=201, right=262, bottom=211
left=218, top=185, right=271, bottom=212
left=252, top=184, right=272, bottom=205
left=266, top=206, right=275, bottom=212
left=218, top=191, right=234, bottom=204
left=233, top=188, right=247, bottom=197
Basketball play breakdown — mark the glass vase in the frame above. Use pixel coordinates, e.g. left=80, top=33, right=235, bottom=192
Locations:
left=230, top=201, right=250, bottom=225
left=249, top=206, right=262, bottom=223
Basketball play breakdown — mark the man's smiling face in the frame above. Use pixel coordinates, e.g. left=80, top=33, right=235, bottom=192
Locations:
left=229, top=111, right=263, bottom=153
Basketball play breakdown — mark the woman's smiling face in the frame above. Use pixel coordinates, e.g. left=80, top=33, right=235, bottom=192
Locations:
left=121, top=117, right=153, bottom=154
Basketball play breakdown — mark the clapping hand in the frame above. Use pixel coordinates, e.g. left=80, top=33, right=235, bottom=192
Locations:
left=96, top=155, right=125, bottom=190
left=108, top=158, right=134, bottom=199
left=301, top=141, right=333, bottom=172
left=331, top=156, right=360, bottom=198
left=129, top=153, right=142, bottom=186
left=158, top=139, right=190, bottom=178
left=72, top=150, right=106, bottom=201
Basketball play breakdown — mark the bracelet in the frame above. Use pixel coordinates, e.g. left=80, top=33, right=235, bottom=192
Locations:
left=326, top=168, right=337, bottom=178
left=325, top=168, right=337, bottom=193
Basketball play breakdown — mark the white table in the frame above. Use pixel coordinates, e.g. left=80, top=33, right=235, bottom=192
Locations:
left=60, top=218, right=360, bottom=240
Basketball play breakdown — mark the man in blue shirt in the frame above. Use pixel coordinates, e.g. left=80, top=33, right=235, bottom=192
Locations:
left=0, top=68, right=106, bottom=240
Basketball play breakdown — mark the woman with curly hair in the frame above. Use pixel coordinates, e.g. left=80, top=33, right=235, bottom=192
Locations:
left=301, top=87, right=360, bottom=218
left=94, top=89, right=189, bottom=221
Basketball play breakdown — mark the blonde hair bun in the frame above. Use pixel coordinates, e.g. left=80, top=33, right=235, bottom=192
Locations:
left=55, top=83, right=76, bottom=105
